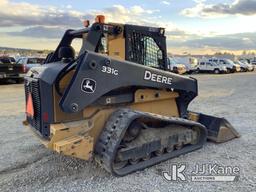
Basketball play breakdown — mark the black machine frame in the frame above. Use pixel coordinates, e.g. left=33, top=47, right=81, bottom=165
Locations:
left=25, top=23, right=198, bottom=139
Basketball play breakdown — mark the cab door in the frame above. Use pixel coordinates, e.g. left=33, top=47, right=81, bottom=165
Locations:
left=199, top=62, right=207, bottom=71
left=206, top=62, right=214, bottom=72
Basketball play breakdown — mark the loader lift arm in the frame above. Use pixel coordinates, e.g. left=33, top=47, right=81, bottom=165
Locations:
left=59, top=50, right=198, bottom=115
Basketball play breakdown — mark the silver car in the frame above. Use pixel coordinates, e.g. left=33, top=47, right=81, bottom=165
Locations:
left=16, top=57, right=45, bottom=72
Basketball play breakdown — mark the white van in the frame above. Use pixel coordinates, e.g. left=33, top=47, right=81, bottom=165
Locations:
left=209, top=58, right=240, bottom=73
left=174, top=57, right=199, bottom=74
left=198, top=61, right=227, bottom=74
left=167, top=57, right=186, bottom=74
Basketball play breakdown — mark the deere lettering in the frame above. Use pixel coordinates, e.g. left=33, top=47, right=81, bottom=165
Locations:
left=144, top=70, right=172, bottom=85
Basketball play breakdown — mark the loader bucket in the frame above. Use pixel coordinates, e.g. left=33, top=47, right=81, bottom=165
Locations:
left=197, top=113, right=240, bottom=143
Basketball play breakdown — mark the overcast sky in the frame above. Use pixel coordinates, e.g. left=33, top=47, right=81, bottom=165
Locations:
left=0, top=0, right=256, bottom=54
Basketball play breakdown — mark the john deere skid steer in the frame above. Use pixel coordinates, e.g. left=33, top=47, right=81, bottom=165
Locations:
left=23, top=16, right=240, bottom=176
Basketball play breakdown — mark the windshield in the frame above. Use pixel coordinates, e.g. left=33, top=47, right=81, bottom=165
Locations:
left=240, top=60, right=249, bottom=64
left=190, top=58, right=198, bottom=67
left=236, top=61, right=244, bottom=65
left=169, top=57, right=177, bottom=65
left=226, top=59, right=235, bottom=65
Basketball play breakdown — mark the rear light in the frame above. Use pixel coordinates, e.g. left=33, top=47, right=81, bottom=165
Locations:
left=22, top=64, right=27, bottom=73
left=26, top=93, right=34, bottom=118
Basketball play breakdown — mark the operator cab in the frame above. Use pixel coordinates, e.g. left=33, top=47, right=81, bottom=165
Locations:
left=44, top=15, right=168, bottom=70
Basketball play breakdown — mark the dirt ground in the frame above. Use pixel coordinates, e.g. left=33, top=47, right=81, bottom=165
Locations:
left=0, top=72, right=256, bottom=192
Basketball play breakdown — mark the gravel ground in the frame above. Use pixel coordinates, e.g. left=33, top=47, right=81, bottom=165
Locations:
left=0, top=72, right=256, bottom=192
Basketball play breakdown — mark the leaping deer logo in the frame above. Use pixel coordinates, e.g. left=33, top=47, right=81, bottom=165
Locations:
left=81, top=78, right=96, bottom=93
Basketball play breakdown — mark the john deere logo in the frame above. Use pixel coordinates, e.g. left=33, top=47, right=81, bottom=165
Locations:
left=81, top=78, right=96, bottom=93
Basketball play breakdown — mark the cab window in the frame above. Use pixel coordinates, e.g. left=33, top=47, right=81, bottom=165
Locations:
left=127, top=33, right=164, bottom=69
left=27, top=58, right=45, bottom=64
left=17, top=59, right=22, bottom=65
left=28, top=58, right=39, bottom=64
left=219, top=60, right=225, bottom=64
left=17, top=58, right=27, bottom=65
left=0, top=58, right=11, bottom=64
left=143, top=37, right=163, bottom=68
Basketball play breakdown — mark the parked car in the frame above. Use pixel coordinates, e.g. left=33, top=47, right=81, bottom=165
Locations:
left=167, top=57, right=186, bottom=74
left=209, top=58, right=240, bottom=73
left=16, top=57, right=45, bottom=72
left=174, top=57, right=199, bottom=74
left=251, top=59, right=256, bottom=65
left=0, top=57, right=26, bottom=83
left=234, top=60, right=254, bottom=72
left=198, top=61, right=227, bottom=74
left=239, top=58, right=251, bottom=64
left=0, top=56, right=16, bottom=64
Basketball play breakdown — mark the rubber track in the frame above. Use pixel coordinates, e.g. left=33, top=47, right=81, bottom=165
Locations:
left=95, top=108, right=207, bottom=176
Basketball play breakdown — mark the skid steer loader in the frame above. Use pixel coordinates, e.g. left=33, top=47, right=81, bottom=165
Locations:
left=23, top=16, right=240, bottom=176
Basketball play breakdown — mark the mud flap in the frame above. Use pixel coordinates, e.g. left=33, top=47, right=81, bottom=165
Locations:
left=197, top=113, right=240, bottom=143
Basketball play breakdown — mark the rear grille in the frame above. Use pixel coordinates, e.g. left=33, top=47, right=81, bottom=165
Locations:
left=25, top=79, right=42, bottom=132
